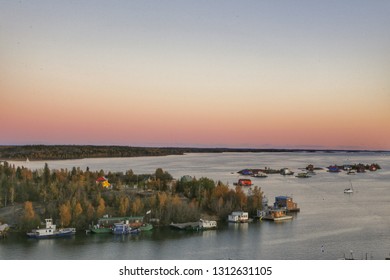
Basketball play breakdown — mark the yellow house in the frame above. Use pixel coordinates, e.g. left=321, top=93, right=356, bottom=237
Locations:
left=96, top=176, right=111, bottom=188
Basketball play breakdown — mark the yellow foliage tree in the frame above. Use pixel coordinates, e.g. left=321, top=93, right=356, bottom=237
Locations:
left=131, top=197, right=143, bottom=215
left=96, top=198, right=106, bottom=217
left=22, top=201, right=40, bottom=230
left=23, top=201, right=35, bottom=221
left=235, top=185, right=247, bottom=210
left=119, top=196, right=130, bottom=216
left=86, top=202, right=95, bottom=221
left=59, top=201, right=72, bottom=227
left=74, top=202, right=83, bottom=220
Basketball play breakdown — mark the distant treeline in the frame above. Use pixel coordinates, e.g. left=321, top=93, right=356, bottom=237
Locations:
left=0, top=145, right=380, bottom=161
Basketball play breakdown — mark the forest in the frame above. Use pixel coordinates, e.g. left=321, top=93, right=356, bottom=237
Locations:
left=0, top=161, right=264, bottom=231
left=0, top=144, right=355, bottom=161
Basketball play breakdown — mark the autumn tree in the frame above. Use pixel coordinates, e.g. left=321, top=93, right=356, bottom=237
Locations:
left=118, top=195, right=130, bottom=216
left=21, top=201, right=40, bottom=230
left=96, top=198, right=106, bottom=218
left=247, top=186, right=263, bottom=216
left=73, top=202, right=83, bottom=228
left=59, top=201, right=72, bottom=227
left=131, top=197, right=144, bottom=216
left=85, top=201, right=95, bottom=221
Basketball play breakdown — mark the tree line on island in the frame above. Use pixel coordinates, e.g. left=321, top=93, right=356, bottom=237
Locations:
left=0, top=162, right=263, bottom=231
left=0, top=144, right=375, bottom=161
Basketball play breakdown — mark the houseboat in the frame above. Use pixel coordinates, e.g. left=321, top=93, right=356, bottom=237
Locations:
left=273, top=196, right=300, bottom=212
left=295, top=172, right=311, bottom=178
left=112, top=221, right=140, bottom=235
left=27, top=218, right=76, bottom=239
left=280, top=168, right=294, bottom=176
left=327, top=165, right=341, bottom=173
left=236, top=179, right=253, bottom=187
left=228, top=211, right=249, bottom=223
left=91, top=215, right=144, bottom=233
left=257, top=208, right=293, bottom=222
left=170, top=219, right=217, bottom=231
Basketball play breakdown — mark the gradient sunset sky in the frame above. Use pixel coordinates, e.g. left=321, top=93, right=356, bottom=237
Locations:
left=1, top=0, right=389, bottom=150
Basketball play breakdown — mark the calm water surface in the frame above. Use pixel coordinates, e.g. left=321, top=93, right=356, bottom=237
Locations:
left=2, top=152, right=390, bottom=260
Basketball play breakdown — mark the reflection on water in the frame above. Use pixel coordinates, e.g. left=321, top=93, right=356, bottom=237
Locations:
left=2, top=152, right=390, bottom=260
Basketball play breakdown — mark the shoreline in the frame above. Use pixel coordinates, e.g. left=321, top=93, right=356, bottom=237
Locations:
left=1, top=145, right=388, bottom=161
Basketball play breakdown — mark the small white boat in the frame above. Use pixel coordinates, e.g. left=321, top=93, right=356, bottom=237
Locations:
left=344, top=181, right=354, bottom=194
left=0, top=223, right=10, bottom=238
left=344, top=188, right=353, bottom=194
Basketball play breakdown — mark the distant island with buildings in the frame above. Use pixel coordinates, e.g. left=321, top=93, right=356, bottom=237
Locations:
left=0, top=145, right=386, bottom=161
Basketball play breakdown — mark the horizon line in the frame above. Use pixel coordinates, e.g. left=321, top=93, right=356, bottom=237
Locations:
left=0, top=144, right=388, bottom=153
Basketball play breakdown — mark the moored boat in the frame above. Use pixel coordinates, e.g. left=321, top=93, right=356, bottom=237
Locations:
left=27, top=218, right=76, bottom=239
left=0, top=223, right=10, bottom=238
left=112, top=222, right=140, bottom=235
left=138, top=223, right=153, bottom=231
left=228, top=211, right=249, bottom=223
left=170, top=219, right=217, bottom=231
left=252, top=172, right=268, bottom=178
left=90, top=215, right=144, bottom=234
left=259, top=208, right=293, bottom=222
left=273, top=196, right=300, bottom=212
left=234, top=179, right=253, bottom=187
left=295, top=172, right=311, bottom=178
left=280, top=168, right=294, bottom=176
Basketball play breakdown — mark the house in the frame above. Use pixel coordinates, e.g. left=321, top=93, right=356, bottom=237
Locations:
left=96, top=176, right=111, bottom=188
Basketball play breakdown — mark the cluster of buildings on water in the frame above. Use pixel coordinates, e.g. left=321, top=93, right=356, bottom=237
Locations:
left=228, top=195, right=300, bottom=223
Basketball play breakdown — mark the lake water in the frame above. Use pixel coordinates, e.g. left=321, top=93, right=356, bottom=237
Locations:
left=2, top=151, right=390, bottom=260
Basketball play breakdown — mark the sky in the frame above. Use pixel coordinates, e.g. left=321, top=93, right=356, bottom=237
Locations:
left=1, top=0, right=389, bottom=150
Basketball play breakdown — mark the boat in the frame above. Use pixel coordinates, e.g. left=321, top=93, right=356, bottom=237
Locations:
left=344, top=188, right=353, bottom=194
left=228, top=211, right=249, bottom=223
left=233, top=179, right=253, bottom=187
left=344, top=184, right=354, bottom=193
left=327, top=165, right=341, bottom=173
left=170, top=219, right=217, bottom=231
left=27, top=218, right=76, bottom=239
left=259, top=208, right=293, bottom=222
left=112, top=222, right=140, bottom=235
left=138, top=223, right=153, bottom=231
left=252, top=172, right=268, bottom=178
left=273, top=196, right=300, bottom=212
left=344, top=181, right=354, bottom=194
left=295, top=172, right=311, bottom=178
left=90, top=225, right=112, bottom=234
left=0, top=223, right=10, bottom=238
left=280, top=168, right=294, bottom=176
left=90, top=215, right=144, bottom=233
